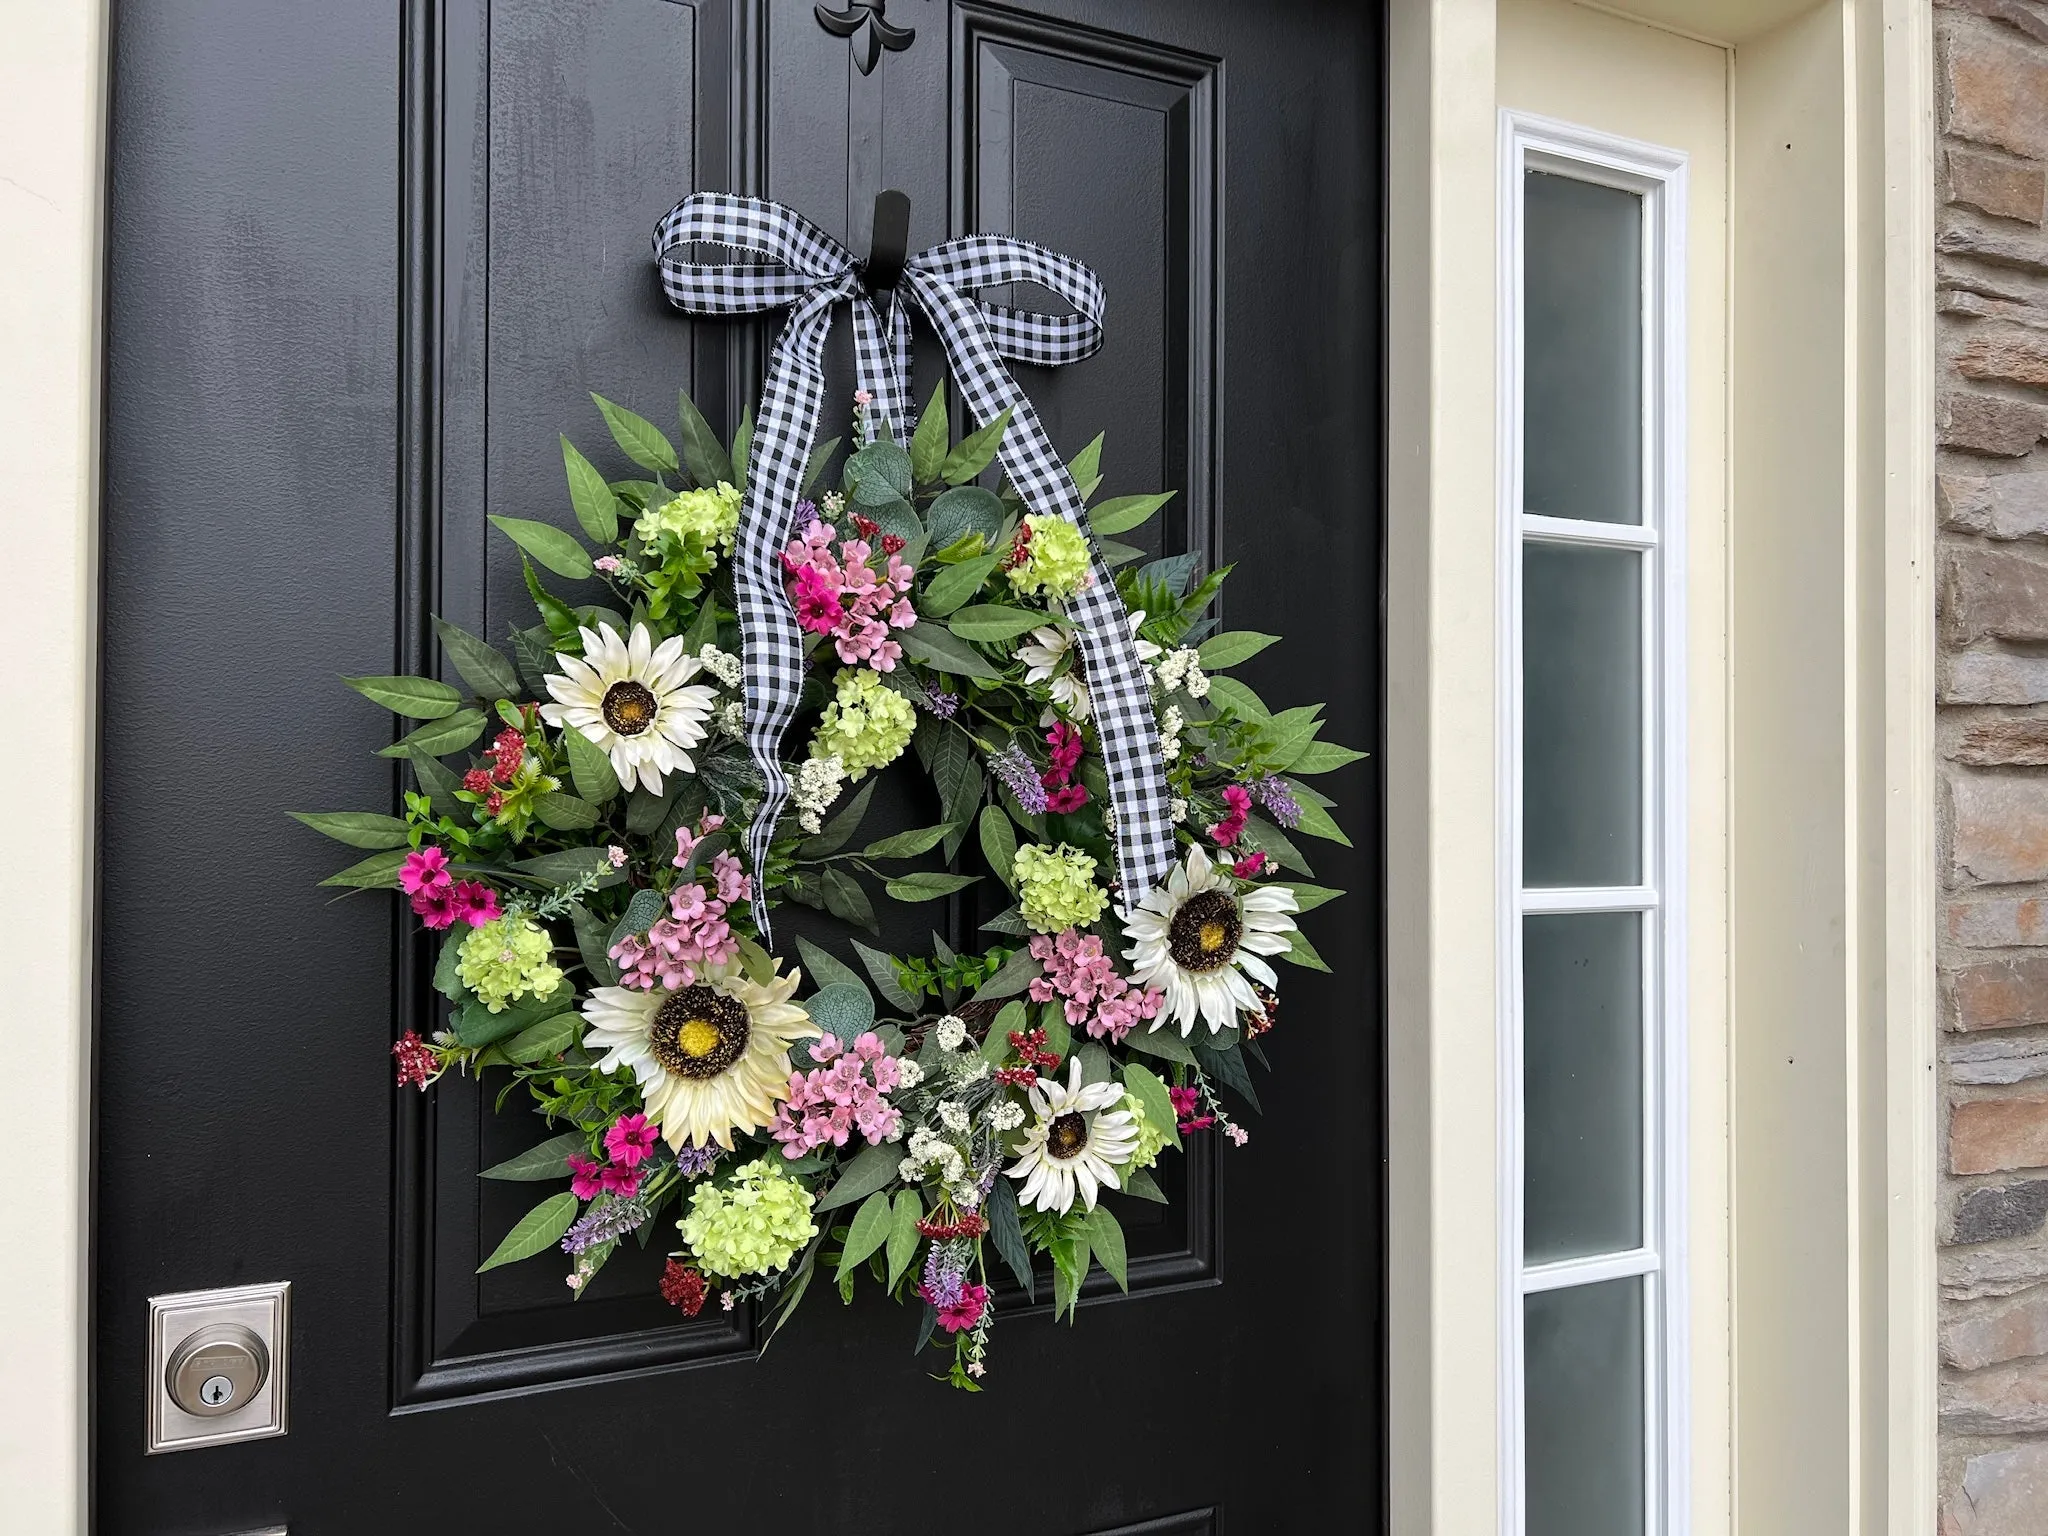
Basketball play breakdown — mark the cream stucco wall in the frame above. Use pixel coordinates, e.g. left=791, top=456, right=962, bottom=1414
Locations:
left=0, top=2, right=105, bottom=1532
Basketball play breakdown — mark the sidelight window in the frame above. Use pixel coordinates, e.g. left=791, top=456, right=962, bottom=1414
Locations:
left=1498, top=113, right=1690, bottom=1536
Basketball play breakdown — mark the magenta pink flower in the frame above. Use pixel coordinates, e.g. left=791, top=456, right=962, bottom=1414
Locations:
left=792, top=564, right=846, bottom=634
left=604, top=1113, right=658, bottom=1169
left=451, top=881, right=499, bottom=928
left=599, top=1163, right=642, bottom=1198
left=1045, top=783, right=1090, bottom=814
left=411, top=885, right=459, bottom=930
left=1042, top=721, right=1085, bottom=785
left=567, top=1155, right=606, bottom=1201
left=399, top=846, right=451, bottom=896
left=922, top=1280, right=987, bottom=1333
left=1208, top=783, right=1253, bottom=849
left=779, top=518, right=918, bottom=670
left=1232, top=850, right=1269, bottom=879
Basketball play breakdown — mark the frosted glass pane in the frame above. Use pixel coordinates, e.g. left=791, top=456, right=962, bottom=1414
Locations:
left=1524, top=912, right=1643, bottom=1262
left=1526, top=1278, right=1646, bottom=1536
left=1523, top=543, right=1642, bottom=886
left=1524, top=171, right=1643, bottom=525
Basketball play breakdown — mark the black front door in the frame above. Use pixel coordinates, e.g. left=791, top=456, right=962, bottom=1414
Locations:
left=97, top=2, right=1384, bottom=1530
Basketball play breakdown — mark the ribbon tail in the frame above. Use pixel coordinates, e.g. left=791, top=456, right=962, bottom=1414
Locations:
left=849, top=295, right=913, bottom=448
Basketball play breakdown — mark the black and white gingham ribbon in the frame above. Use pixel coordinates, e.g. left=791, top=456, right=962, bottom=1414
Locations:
left=652, top=192, right=1173, bottom=943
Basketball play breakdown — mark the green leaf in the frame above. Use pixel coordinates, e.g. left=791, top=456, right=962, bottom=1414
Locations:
left=731, top=406, right=754, bottom=491
left=802, top=435, right=841, bottom=497
left=987, top=1179, right=1035, bottom=1300
left=1239, top=815, right=1313, bottom=877
left=1286, top=738, right=1369, bottom=774
left=886, top=1189, right=923, bottom=1288
left=317, top=848, right=410, bottom=889
left=1097, top=537, right=1146, bottom=568
left=860, top=822, right=956, bottom=860
left=523, top=558, right=580, bottom=640
left=479, top=1131, right=588, bottom=1182
left=1289, top=793, right=1353, bottom=846
left=1084, top=1205, right=1128, bottom=1292
left=1067, top=432, right=1104, bottom=495
left=1087, top=491, right=1176, bottom=537
left=535, top=791, right=600, bottom=832
left=1194, top=1038, right=1261, bottom=1111
left=940, top=407, right=1012, bottom=485
left=1259, top=705, right=1326, bottom=767
left=1123, top=1026, right=1199, bottom=1066
left=898, top=625, right=1003, bottom=680
left=920, top=552, right=1001, bottom=617
left=793, top=936, right=870, bottom=997
left=676, top=388, right=734, bottom=488
left=1041, top=1007, right=1071, bottom=1065
left=409, top=747, right=462, bottom=816
left=836, top=1190, right=896, bottom=1282
left=507, top=846, right=615, bottom=886
left=924, top=486, right=1007, bottom=551
left=289, top=811, right=410, bottom=849
left=798, top=779, right=877, bottom=859
left=591, top=393, right=678, bottom=474
left=624, top=778, right=682, bottom=837
left=847, top=440, right=914, bottom=505
left=1276, top=880, right=1345, bottom=912
left=1077, top=1041, right=1115, bottom=1086
left=734, top=933, right=776, bottom=986
left=376, top=708, right=488, bottom=760
left=1124, top=1167, right=1169, bottom=1203
left=1203, top=675, right=1270, bottom=720
left=344, top=674, right=463, bottom=720
left=1120, top=1061, right=1182, bottom=1153
left=568, top=900, right=620, bottom=987
left=971, top=947, right=1042, bottom=1002
left=476, top=1192, right=579, bottom=1273
left=852, top=940, right=920, bottom=1011
left=979, top=805, right=1018, bottom=891
left=819, top=868, right=877, bottom=932
left=607, top=887, right=665, bottom=950
left=433, top=929, right=468, bottom=1000
left=1197, top=630, right=1280, bottom=671
left=1051, top=1232, right=1085, bottom=1322
left=883, top=871, right=981, bottom=902
left=433, top=618, right=521, bottom=700
left=505, top=1011, right=579, bottom=1063
left=808, top=981, right=877, bottom=1045
left=563, top=728, right=621, bottom=804
left=947, top=604, right=1045, bottom=644
left=488, top=515, right=592, bottom=580
left=908, top=384, right=949, bottom=483
left=560, top=435, right=623, bottom=543
left=817, top=1139, right=901, bottom=1212
left=981, top=1000, right=1030, bottom=1065
left=1281, top=928, right=1333, bottom=972
left=454, top=981, right=569, bottom=1047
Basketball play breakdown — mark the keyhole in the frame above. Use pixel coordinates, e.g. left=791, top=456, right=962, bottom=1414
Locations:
left=200, top=1375, right=234, bottom=1407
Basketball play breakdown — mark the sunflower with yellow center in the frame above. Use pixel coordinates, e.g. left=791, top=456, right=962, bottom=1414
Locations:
left=579, top=958, right=818, bottom=1151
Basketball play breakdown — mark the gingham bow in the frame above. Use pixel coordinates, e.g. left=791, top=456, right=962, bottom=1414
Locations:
left=651, top=192, right=1173, bottom=943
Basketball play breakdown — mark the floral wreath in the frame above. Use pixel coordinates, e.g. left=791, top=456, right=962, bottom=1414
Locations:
left=301, top=384, right=1359, bottom=1388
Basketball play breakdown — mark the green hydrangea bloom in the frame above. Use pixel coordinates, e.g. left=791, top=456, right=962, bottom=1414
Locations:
left=456, top=915, right=566, bottom=1014
left=677, top=1158, right=819, bottom=1278
left=1122, top=1091, right=1170, bottom=1171
left=1013, top=842, right=1108, bottom=933
left=1006, top=514, right=1093, bottom=602
left=634, top=482, right=742, bottom=554
left=810, top=668, right=916, bottom=779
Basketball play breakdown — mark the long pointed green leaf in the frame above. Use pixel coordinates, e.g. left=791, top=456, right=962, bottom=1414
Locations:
left=591, top=393, right=678, bottom=474
left=376, top=708, right=487, bottom=759
left=676, top=388, right=734, bottom=488
left=835, top=1190, right=896, bottom=1282
left=290, top=811, right=410, bottom=849
left=560, top=435, right=623, bottom=542
left=479, top=1131, right=587, bottom=1182
left=433, top=617, right=520, bottom=699
left=908, top=383, right=948, bottom=483
left=1087, top=491, right=1175, bottom=536
left=488, top=516, right=592, bottom=580
left=940, top=408, right=1012, bottom=485
left=476, top=1192, right=579, bottom=1272
left=563, top=727, right=621, bottom=804
left=318, top=848, right=409, bottom=888
left=343, top=674, right=463, bottom=720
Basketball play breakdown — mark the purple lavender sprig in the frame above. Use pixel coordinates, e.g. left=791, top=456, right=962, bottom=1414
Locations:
left=673, top=1140, right=722, bottom=1178
left=989, top=744, right=1049, bottom=816
left=561, top=1196, right=650, bottom=1255
left=1249, top=774, right=1301, bottom=830
left=921, top=1240, right=970, bottom=1310
left=919, top=683, right=963, bottom=719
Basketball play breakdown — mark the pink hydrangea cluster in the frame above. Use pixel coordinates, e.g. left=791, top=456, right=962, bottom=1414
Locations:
left=1027, top=928, right=1165, bottom=1043
left=399, top=846, right=499, bottom=931
left=768, top=1032, right=904, bottom=1155
left=1039, top=720, right=1090, bottom=814
left=779, top=517, right=917, bottom=669
left=609, top=816, right=751, bottom=991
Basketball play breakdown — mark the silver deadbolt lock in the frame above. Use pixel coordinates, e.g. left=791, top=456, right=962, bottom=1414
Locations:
left=165, top=1323, right=269, bottom=1417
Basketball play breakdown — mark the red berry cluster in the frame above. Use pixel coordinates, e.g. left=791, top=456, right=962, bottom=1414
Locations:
left=391, top=1031, right=437, bottom=1090
left=850, top=512, right=880, bottom=539
left=1008, top=1027, right=1061, bottom=1070
left=880, top=532, right=906, bottom=555
left=998, top=520, right=1034, bottom=572
left=916, top=1212, right=987, bottom=1240
left=659, top=1260, right=708, bottom=1317
left=1245, top=983, right=1279, bottom=1040
left=993, top=1067, right=1038, bottom=1087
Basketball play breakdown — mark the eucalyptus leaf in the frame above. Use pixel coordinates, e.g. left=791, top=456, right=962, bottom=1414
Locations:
left=924, top=485, right=1006, bottom=550
left=607, top=887, right=666, bottom=950
left=488, top=515, right=592, bottom=580
left=344, top=674, right=463, bottom=720
left=289, top=811, right=410, bottom=849
left=847, top=440, right=913, bottom=504
left=476, top=1192, right=579, bottom=1273
left=808, top=981, right=877, bottom=1045
left=592, top=393, right=679, bottom=474
left=560, top=434, right=623, bottom=542
left=479, top=1131, right=587, bottom=1183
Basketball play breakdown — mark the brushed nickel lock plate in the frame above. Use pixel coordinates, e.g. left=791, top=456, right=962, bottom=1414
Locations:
left=147, top=1281, right=290, bottom=1453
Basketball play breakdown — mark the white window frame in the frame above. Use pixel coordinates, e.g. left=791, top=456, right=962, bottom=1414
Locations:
left=1495, top=109, right=1690, bottom=1536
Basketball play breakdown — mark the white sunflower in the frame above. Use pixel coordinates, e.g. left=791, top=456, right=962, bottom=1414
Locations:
left=538, top=622, right=716, bottom=793
left=1017, top=613, right=1160, bottom=726
left=1006, top=1058, right=1141, bottom=1215
left=580, top=959, right=819, bottom=1151
left=1123, top=845, right=1299, bottom=1036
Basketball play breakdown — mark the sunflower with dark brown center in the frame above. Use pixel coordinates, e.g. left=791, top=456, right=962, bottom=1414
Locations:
left=1124, top=845, right=1301, bottom=1037
left=1044, top=1111, right=1089, bottom=1161
left=579, top=958, right=820, bottom=1151
left=1166, top=889, right=1243, bottom=974
left=1007, top=1060, right=1142, bottom=1214
left=600, top=679, right=659, bottom=736
left=648, top=985, right=750, bottom=1078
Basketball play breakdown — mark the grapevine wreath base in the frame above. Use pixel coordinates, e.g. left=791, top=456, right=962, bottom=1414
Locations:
left=303, top=216, right=1358, bottom=1387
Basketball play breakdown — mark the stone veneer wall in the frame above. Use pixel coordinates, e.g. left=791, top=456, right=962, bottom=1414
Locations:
left=1936, top=1, right=2048, bottom=1528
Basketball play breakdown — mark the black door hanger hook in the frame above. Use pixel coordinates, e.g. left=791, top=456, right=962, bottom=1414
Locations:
left=864, top=189, right=911, bottom=297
